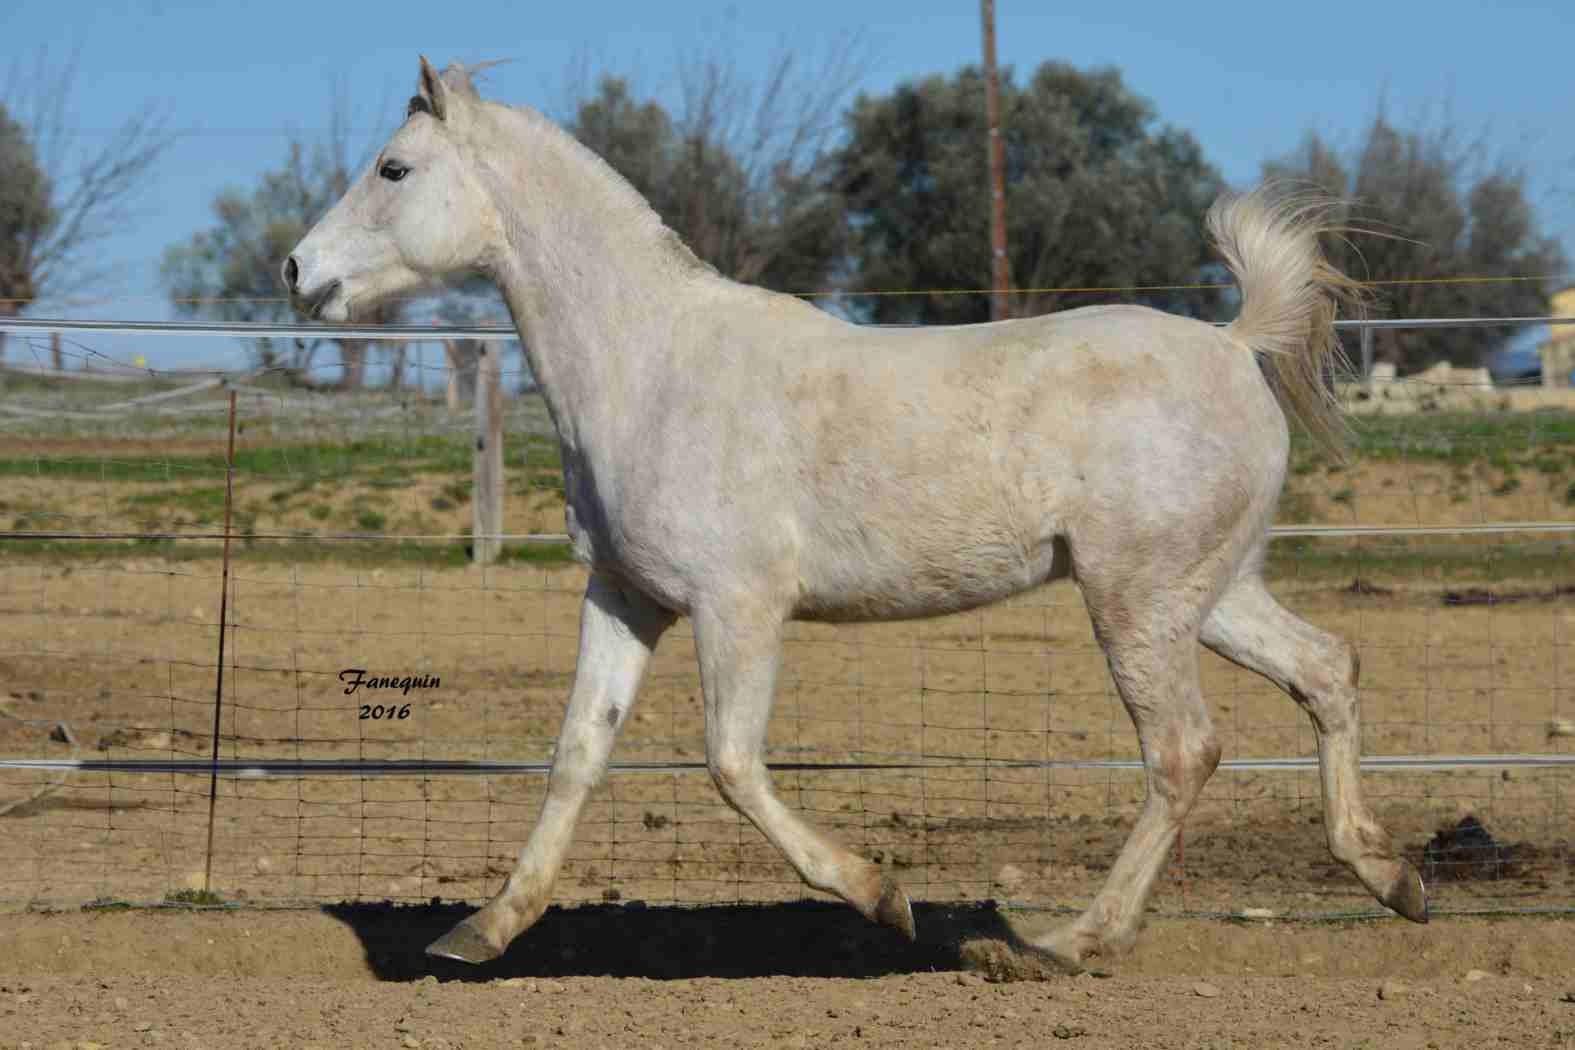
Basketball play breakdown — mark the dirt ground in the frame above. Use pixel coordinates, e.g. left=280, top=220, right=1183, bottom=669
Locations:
left=1, top=558, right=1571, bottom=918
left=1, top=906, right=1574, bottom=1048
left=2, top=398, right=1575, bottom=1048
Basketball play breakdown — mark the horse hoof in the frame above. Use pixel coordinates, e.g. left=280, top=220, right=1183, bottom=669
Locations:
left=875, top=876, right=916, bottom=942
left=425, top=918, right=503, bottom=964
left=1381, top=862, right=1428, bottom=924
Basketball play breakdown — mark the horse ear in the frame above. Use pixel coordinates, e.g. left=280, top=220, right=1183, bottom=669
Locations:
left=416, top=55, right=448, bottom=121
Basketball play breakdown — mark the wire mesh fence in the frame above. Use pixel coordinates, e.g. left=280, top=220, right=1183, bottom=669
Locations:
left=0, top=317, right=1572, bottom=919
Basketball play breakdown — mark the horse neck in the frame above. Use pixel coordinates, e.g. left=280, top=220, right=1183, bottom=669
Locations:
left=479, top=111, right=708, bottom=450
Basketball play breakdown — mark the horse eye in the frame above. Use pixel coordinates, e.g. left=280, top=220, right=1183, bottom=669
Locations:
left=379, top=161, right=409, bottom=182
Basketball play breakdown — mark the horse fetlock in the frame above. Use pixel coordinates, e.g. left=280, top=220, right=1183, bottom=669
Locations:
left=1326, top=814, right=1396, bottom=869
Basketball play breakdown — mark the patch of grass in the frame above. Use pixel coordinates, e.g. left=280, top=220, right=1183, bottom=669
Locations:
left=164, top=888, right=225, bottom=907
left=1491, top=477, right=1521, bottom=497
left=1332, top=410, right=1575, bottom=465
left=1531, top=454, right=1567, bottom=475
left=1275, top=491, right=1316, bottom=524
left=122, top=486, right=228, bottom=523
left=1265, top=538, right=1575, bottom=583
left=354, top=509, right=387, bottom=532
left=0, top=537, right=578, bottom=569
left=308, top=504, right=332, bottom=521
left=1566, top=479, right=1575, bottom=506
left=0, top=433, right=562, bottom=484
left=1330, top=488, right=1355, bottom=505
left=82, top=897, right=134, bottom=911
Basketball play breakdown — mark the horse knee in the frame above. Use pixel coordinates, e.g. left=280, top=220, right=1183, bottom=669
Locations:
left=1152, top=727, right=1220, bottom=815
left=707, top=751, right=760, bottom=803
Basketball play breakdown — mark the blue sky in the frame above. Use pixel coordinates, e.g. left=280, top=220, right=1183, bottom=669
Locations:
left=5, top=0, right=1573, bottom=377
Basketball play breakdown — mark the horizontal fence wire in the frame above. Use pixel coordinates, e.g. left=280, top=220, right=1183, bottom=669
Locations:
left=6, top=524, right=1575, bottom=544
left=6, top=313, right=1575, bottom=344
left=4, top=754, right=1575, bottom=777
left=0, top=312, right=1572, bottom=919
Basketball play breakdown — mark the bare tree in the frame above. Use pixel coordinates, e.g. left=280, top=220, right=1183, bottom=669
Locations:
left=1266, top=100, right=1567, bottom=371
left=0, top=45, right=176, bottom=360
left=162, top=77, right=401, bottom=388
left=563, top=26, right=871, bottom=293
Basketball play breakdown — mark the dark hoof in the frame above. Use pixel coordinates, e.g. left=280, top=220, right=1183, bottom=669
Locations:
left=1382, top=862, right=1428, bottom=924
left=425, top=918, right=502, bottom=964
left=875, top=876, right=917, bottom=941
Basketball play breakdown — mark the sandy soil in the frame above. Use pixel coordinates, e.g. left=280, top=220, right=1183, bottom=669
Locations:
left=1, top=560, right=1571, bottom=918
left=1, top=907, right=1573, bottom=1049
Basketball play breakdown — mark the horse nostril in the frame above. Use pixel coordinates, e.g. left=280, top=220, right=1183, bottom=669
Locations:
left=283, top=255, right=300, bottom=293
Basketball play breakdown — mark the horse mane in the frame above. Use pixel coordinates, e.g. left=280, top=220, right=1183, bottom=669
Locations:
left=468, top=80, right=720, bottom=279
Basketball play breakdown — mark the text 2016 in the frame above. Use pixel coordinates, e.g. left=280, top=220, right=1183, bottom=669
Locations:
left=360, top=704, right=412, bottom=720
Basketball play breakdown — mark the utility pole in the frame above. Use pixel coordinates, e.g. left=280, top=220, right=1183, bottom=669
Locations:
left=981, top=0, right=1011, bottom=320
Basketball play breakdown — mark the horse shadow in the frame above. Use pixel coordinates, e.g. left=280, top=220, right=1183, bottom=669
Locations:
left=321, top=898, right=1045, bottom=983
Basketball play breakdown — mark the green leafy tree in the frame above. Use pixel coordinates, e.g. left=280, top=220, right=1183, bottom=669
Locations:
left=834, top=63, right=1227, bottom=325
left=0, top=103, right=54, bottom=358
left=1265, top=109, right=1568, bottom=371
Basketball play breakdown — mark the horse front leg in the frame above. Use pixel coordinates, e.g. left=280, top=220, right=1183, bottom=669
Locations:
left=426, top=573, right=674, bottom=963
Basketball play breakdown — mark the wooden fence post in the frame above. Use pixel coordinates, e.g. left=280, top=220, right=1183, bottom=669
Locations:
left=472, top=344, right=504, bottom=565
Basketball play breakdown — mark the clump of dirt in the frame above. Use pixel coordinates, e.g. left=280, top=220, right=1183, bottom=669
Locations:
left=1342, top=578, right=1393, bottom=597
left=957, top=938, right=1062, bottom=982
left=1442, top=584, right=1575, bottom=606
left=1417, top=815, right=1538, bottom=882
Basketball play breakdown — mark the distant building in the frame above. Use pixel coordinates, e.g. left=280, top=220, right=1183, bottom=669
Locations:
left=1539, top=286, right=1575, bottom=387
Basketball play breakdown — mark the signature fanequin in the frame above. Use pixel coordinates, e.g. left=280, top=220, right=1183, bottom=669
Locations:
left=338, top=669, right=441, bottom=696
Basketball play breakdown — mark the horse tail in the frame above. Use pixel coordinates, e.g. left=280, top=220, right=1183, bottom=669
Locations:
left=1207, top=185, right=1366, bottom=461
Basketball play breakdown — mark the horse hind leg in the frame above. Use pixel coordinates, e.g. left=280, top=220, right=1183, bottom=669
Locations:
left=1032, top=598, right=1222, bottom=970
left=1200, top=575, right=1427, bottom=923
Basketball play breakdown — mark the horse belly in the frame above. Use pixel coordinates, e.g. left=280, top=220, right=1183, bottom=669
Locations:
left=794, top=524, right=1067, bottom=624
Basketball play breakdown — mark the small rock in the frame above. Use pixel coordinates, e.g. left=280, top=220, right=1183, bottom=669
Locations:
left=1560, top=989, right=1575, bottom=1003
left=954, top=972, right=985, bottom=987
left=1378, top=979, right=1409, bottom=1001
left=133, top=1023, right=153, bottom=1032
left=1465, top=969, right=1493, bottom=983
left=1052, top=1024, right=1086, bottom=1039
left=402, top=1037, right=420, bottom=1050
left=394, top=1020, right=414, bottom=1033
left=1240, top=907, right=1275, bottom=920
left=114, top=997, right=129, bottom=1011
left=995, top=863, right=1027, bottom=889
left=1192, top=981, right=1221, bottom=998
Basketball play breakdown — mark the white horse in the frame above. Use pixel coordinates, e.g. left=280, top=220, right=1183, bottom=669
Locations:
left=285, top=58, right=1427, bottom=971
